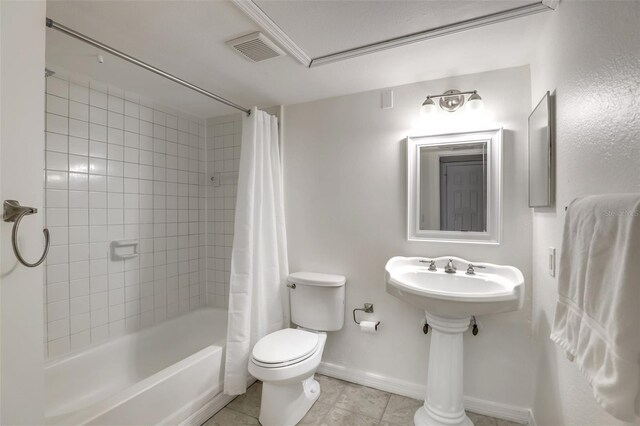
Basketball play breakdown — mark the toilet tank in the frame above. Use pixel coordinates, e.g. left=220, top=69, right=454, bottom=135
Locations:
left=288, top=272, right=346, bottom=331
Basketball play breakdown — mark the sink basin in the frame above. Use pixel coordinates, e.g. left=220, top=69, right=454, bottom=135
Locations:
left=385, top=256, right=524, bottom=317
left=384, top=256, right=525, bottom=426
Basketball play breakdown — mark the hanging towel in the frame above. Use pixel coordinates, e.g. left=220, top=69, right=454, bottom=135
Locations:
left=551, top=193, right=640, bottom=422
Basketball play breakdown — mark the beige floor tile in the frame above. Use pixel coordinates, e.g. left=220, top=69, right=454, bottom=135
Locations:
left=298, top=401, right=332, bottom=425
left=226, top=382, right=262, bottom=418
left=320, top=407, right=379, bottom=426
left=334, top=383, right=391, bottom=420
left=202, top=407, right=259, bottom=426
left=467, top=411, right=493, bottom=426
left=467, top=411, right=523, bottom=426
left=200, top=378, right=523, bottom=426
left=316, top=375, right=348, bottom=405
left=495, top=417, right=524, bottom=426
left=381, top=394, right=423, bottom=426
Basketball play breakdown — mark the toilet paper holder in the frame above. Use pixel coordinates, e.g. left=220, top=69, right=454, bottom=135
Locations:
left=353, top=303, right=380, bottom=330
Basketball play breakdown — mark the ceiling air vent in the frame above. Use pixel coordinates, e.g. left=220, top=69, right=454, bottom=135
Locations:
left=226, top=32, right=286, bottom=62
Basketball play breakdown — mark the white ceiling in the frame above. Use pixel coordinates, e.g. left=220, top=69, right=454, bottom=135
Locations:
left=46, top=1, right=550, bottom=118
left=253, top=0, right=541, bottom=58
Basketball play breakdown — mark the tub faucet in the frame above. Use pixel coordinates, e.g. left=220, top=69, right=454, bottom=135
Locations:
left=444, top=259, right=457, bottom=274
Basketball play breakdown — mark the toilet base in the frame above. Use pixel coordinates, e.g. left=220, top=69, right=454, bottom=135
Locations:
left=258, top=375, right=320, bottom=426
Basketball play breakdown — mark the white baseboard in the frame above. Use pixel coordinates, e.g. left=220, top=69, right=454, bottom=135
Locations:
left=317, top=361, right=532, bottom=425
left=179, top=377, right=257, bottom=426
left=179, top=391, right=236, bottom=426
left=317, top=361, right=425, bottom=400
left=527, top=409, right=537, bottom=426
left=463, top=396, right=531, bottom=424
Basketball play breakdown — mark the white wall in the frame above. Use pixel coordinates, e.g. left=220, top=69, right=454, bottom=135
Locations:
left=0, top=1, right=47, bottom=423
left=283, top=66, right=534, bottom=408
left=529, top=2, right=640, bottom=425
left=42, top=69, right=207, bottom=358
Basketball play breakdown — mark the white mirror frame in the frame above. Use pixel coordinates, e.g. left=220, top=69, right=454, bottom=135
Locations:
left=407, top=128, right=503, bottom=244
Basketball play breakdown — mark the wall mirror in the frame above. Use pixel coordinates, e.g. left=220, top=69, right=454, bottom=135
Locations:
left=529, top=91, right=553, bottom=207
left=407, top=129, right=502, bottom=244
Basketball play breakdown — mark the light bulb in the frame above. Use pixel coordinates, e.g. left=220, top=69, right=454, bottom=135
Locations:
left=467, top=92, right=483, bottom=111
left=420, top=98, right=437, bottom=116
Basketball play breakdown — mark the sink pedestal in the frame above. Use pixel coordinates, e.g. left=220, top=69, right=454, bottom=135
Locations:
left=415, top=312, right=473, bottom=426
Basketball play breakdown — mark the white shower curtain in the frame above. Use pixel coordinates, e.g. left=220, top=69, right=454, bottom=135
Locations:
left=224, top=107, right=289, bottom=395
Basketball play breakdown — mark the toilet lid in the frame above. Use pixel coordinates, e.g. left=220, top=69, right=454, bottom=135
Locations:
left=252, top=329, right=319, bottom=365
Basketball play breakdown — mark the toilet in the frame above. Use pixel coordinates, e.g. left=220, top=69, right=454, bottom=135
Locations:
left=248, top=271, right=346, bottom=426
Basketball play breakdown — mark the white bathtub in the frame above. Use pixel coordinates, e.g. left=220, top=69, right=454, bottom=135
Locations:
left=45, top=308, right=229, bottom=425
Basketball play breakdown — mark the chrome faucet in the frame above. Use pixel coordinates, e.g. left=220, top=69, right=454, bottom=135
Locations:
left=466, top=263, right=486, bottom=275
left=419, top=259, right=437, bottom=271
left=444, top=259, right=457, bottom=274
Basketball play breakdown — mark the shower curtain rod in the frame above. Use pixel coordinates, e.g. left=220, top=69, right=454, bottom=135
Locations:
left=46, top=18, right=252, bottom=116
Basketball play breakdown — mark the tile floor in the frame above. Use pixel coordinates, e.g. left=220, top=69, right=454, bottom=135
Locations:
left=202, top=375, right=524, bottom=426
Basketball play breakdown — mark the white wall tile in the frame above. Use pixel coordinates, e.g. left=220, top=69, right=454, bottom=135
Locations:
left=46, top=113, right=68, bottom=135
left=48, top=337, right=71, bottom=358
left=68, top=173, right=88, bottom=191
left=69, top=101, right=89, bottom=121
left=47, top=94, right=68, bottom=116
left=107, top=95, right=124, bottom=113
left=46, top=132, right=68, bottom=153
left=69, top=155, right=89, bottom=173
left=89, top=158, right=107, bottom=175
left=47, top=77, right=69, bottom=98
left=90, top=90, right=107, bottom=109
left=89, top=140, right=107, bottom=158
left=69, top=118, right=89, bottom=139
left=90, top=106, right=107, bottom=125
left=46, top=151, right=67, bottom=171
left=69, top=137, right=88, bottom=156
left=45, top=72, right=207, bottom=358
left=69, top=83, right=89, bottom=104
left=89, top=175, right=107, bottom=192
left=90, top=123, right=107, bottom=142
left=69, top=191, right=88, bottom=209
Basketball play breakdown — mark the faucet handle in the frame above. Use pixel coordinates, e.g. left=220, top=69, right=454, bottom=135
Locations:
left=466, top=263, right=486, bottom=275
left=419, top=259, right=437, bottom=271
left=428, top=260, right=437, bottom=271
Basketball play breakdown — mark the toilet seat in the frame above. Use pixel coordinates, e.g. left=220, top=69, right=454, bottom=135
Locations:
left=251, top=329, right=320, bottom=368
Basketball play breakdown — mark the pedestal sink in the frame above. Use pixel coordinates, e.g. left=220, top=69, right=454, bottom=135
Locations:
left=385, top=256, right=524, bottom=426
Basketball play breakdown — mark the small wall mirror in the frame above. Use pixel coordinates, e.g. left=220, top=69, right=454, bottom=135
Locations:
left=529, top=91, right=553, bottom=207
left=407, top=129, right=502, bottom=244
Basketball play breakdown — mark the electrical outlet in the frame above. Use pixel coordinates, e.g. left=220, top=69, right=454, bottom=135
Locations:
left=548, top=247, right=556, bottom=277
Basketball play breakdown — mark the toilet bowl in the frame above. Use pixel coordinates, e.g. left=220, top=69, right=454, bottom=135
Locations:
left=248, top=272, right=346, bottom=426
left=248, top=329, right=327, bottom=426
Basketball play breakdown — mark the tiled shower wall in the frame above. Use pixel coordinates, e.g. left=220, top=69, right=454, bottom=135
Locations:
left=44, top=70, right=207, bottom=358
left=205, top=114, right=242, bottom=308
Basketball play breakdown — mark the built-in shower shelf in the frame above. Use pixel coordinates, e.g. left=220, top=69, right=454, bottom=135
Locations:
left=110, top=240, right=138, bottom=261
left=210, top=171, right=239, bottom=187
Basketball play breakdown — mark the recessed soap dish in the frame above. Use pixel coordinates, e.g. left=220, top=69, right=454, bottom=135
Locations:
left=110, top=240, right=138, bottom=261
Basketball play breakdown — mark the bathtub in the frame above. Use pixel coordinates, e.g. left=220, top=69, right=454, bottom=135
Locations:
left=45, top=307, right=230, bottom=425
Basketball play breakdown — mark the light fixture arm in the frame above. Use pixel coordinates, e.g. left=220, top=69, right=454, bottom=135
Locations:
left=425, top=90, right=478, bottom=100
left=420, top=89, right=482, bottom=114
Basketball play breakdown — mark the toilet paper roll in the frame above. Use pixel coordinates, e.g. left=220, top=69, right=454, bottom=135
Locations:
left=359, top=320, right=379, bottom=334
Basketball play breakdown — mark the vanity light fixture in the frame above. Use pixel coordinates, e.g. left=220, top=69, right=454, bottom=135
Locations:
left=420, top=89, right=483, bottom=115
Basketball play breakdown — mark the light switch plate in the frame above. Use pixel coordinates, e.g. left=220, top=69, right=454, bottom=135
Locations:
left=381, top=90, right=393, bottom=109
left=548, top=247, right=556, bottom=277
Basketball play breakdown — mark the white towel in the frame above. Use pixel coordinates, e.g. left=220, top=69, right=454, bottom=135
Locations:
left=551, top=193, right=640, bottom=422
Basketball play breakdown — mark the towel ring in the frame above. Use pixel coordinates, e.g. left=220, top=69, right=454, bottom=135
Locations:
left=3, top=200, right=50, bottom=268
